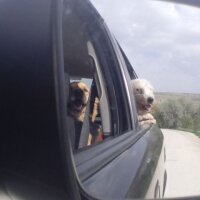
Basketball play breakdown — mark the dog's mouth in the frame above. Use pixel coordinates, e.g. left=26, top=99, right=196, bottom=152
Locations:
left=140, top=103, right=152, bottom=112
left=70, top=99, right=86, bottom=112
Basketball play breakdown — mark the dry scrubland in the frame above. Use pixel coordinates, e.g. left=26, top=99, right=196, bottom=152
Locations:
left=153, top=93, right=200, bottom=136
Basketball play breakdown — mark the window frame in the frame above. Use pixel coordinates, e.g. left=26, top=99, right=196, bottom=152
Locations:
left=62, top=0, right=141, bottom=140
left=70, top=0, right=134, bottom=136
left=65, top=0, right=141, bottom=171
left=103, top=25, right=139, bottom=131
left=88, top=23, right=133, bottom=135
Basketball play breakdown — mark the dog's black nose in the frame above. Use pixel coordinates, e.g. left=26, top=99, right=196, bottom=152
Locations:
left=74, top=89, right=83, bottom=96
left=147, top=97, right=154, bottom=104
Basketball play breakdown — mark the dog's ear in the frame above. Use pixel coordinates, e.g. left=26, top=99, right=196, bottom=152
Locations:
left=131, top=79, right=137, bottom=89
left=131, top=79, right=141, bottom=95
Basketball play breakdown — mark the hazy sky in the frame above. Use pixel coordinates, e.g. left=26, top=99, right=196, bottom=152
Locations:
left=90, top=0, right=200, bottom=94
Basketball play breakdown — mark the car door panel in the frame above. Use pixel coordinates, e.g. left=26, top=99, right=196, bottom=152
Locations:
left=76, top=125, right=164, bottom=199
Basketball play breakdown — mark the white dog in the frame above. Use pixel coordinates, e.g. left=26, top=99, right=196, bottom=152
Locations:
left=132, top=79, right=156, bottom=126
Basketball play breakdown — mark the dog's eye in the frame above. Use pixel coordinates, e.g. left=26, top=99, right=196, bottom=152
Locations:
left=136, top=88, right=143, bottom=94
left=84, top=89, right=88, bottom=92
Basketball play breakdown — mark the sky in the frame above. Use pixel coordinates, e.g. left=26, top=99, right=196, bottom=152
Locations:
left=90, top=0, right=200, bottom=94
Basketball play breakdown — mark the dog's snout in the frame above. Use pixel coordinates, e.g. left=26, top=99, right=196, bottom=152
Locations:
left=74, top=89, right=83, bottom=97
left=147, top=97, right=154, bottom=104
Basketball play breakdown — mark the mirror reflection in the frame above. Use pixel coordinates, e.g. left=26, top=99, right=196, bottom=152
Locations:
left=64, top=0, right=200, bottom=199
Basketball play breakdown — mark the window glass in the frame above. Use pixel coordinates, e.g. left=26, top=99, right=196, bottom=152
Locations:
left=62, top=0, right=134, bottom=151
left=62, top=2, right=112, bottom=150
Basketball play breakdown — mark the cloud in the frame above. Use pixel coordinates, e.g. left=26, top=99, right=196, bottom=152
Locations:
left=90, top=0, right=200, bottom=93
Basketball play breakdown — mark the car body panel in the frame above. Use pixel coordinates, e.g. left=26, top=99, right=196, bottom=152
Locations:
left=81, top=125, right=164, bottom=199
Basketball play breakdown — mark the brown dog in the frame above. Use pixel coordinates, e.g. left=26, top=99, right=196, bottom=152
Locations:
left=68, top=81, right=89, bottom=122
left=68, top=81, right=102, bottom=147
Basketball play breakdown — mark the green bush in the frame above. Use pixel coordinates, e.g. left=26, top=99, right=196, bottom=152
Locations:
left=152, top=97, right=200, bottom=135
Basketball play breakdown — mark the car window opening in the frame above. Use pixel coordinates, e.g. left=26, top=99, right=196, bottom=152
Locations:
left=63, top=6, right=112, bottom=150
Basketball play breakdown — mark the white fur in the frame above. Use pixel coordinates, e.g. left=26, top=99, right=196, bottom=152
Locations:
left=132, top=79, right=156, bottom=126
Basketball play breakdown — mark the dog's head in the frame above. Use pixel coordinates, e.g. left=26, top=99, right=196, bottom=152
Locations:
left=132, top=79, right=155, bottom=115
left=68, top=82, right=89, bottom=121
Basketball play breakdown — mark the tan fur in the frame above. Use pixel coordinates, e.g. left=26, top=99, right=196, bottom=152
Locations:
left=68, top=81, right=101, bottom=146
left=68, top=82, right=89, bottom=122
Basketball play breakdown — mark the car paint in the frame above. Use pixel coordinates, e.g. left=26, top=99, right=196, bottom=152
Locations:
left=80, top=126, right=164, bottom=199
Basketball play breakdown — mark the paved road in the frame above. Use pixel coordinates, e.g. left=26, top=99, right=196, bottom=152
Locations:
left=162, top=129, right=200, bottom=198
